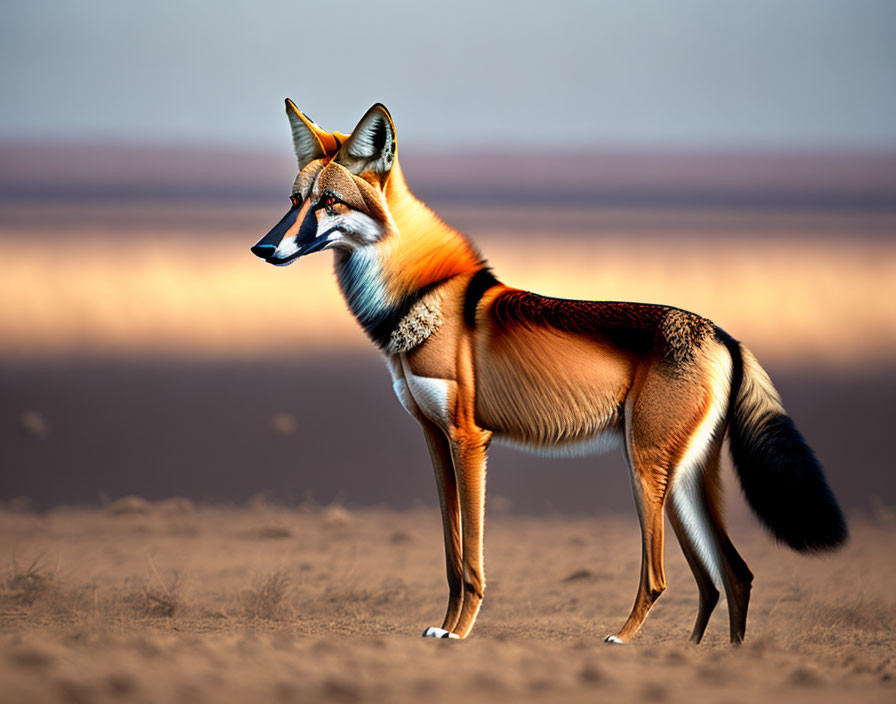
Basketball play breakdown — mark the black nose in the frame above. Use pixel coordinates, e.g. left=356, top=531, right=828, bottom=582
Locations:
left=251, top=243, right=276, bottom=259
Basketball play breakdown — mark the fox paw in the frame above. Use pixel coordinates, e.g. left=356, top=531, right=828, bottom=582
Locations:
left=604, top=635, right=625, bottom=645
left=422, top=627, right=460, bottom=639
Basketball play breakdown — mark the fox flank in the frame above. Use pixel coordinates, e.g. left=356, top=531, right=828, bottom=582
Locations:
left=251, top=102, right=848, bottom=644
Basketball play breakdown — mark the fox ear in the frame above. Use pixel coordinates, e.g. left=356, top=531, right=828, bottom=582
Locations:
left=285, top=99, right=327, bottom=170
left=334, top=104, right=396, bottom=183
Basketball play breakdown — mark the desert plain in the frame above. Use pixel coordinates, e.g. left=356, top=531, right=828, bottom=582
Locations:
left=1, top=499, right=895, bottom=704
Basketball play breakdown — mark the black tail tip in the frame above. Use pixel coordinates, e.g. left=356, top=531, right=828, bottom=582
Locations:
left=756, top=478, right=849, bottom=553
left=730, top=411, right=849, bottom=554
left=784, top=507, right=849, bottom=553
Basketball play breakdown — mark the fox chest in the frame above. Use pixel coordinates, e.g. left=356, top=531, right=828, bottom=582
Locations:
left=384, top=291, right=460, bottom=428
left=391, top=371, right=455, bottom=428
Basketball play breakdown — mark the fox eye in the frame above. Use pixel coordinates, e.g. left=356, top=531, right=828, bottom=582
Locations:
left=289, top=194, right=302, bottom=207
left=323, top=194, right=338, bottom=217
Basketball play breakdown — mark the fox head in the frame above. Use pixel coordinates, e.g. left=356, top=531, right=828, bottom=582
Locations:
left=251, top=102, right=398, bottom=266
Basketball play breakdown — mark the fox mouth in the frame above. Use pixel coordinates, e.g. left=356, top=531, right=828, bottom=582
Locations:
left=265, top=252, right=300, bottom=267
left=254, top=228, right=338, bottom=266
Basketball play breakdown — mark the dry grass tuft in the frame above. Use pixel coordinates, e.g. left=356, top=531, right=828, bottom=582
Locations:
left=1, top=555, right=55, bottom=607
left=1, top=556, right=101, bottom=617
left=126, top=562, right=184, bottom=618
left=243, top=570, right=292, bottom=620
left=128, top=583, right=181, bottom=618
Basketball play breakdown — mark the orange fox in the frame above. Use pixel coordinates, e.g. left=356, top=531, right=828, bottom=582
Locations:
left=251, top=101, right=847, bottom=643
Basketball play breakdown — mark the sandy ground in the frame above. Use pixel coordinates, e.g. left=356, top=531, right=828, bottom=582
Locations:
left=1, top=502, right=894, bottom=704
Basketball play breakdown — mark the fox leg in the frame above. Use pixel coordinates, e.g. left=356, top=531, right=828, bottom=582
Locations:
left=400, top=364, right=490, bottom=639
left=665, top=439, right=723, bottom=643
left=446, top=427, right=490, bottom=639
left=705, top=485, right=753, bottom=644
left=628, top=347, right=752, bottom=644
left=606, top=438, right=669, bottom=644
left=608, top=360, right=726, bottom=645
left=668, top=439, right=753, bottom=643
left=419, top=420, right=465, bottom=637
left=715, top=526, right=753, bottom=643
left=390, top=360, right=465, bottom=639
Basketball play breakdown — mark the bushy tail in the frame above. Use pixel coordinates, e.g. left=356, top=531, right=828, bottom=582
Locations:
left=720, top=335, right=848, bottom=552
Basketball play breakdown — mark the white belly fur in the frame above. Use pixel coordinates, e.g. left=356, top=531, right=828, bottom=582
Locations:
left=493, top=430, right=622, bottom=458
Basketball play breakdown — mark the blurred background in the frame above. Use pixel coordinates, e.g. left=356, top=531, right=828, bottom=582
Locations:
left=1, top=0, right=894, bottom=514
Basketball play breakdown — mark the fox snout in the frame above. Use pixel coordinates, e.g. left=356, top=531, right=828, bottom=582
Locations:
left=251, top=204, right=300, bottom=260
left=250, top=242, right=276, bottom=259
left=252, top=200, right=329, bottom=266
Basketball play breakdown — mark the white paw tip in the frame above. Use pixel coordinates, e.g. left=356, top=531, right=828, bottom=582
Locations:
left=605, top=635, right=625, bottom=645
left=422, top=627, right=459, bottom=639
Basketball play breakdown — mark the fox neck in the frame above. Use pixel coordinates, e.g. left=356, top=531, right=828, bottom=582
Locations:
left=334, top=158, right=484, bottom=350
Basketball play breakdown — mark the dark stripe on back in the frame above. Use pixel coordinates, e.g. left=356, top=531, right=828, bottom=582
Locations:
left=489, top=290, right=671, bottom=353
left=463, top=267, right=501, bottom=327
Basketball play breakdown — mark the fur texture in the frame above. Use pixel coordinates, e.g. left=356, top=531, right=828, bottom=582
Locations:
left=251, top=102, right=848, bottom=644
left=721, top=337, right=848, bottom=551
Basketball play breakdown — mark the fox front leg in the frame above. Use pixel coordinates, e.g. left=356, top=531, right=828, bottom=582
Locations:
left=442, top=427, right=490, bottom=639
left=419, top=420, right=464, bottom=638
left=419, top=424, right=491, bottom=640
left=390, top=363, right=466, bottom=639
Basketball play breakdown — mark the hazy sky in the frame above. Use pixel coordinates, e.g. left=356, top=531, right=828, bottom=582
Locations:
left=1, top=0, right=894, bottom=150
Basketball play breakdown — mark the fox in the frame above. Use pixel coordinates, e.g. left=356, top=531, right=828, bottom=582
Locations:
left=251, top=101, right=848, bottom=644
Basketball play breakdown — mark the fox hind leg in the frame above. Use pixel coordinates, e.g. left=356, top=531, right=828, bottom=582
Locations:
left=606, top=400, right=671, bottom=644
left=608, top=355, right=733, bottom=644
left=705, top=478, right=753, bottom=644
left=666, top=439, right=724, bottom=643
left=607, top=473, right=668, bottom=644
left=665, top=394, right=753, bottom=644
left=669, top=443, right=753, bottom=644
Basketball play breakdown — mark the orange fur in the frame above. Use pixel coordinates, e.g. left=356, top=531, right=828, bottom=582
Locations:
left=379, top=163, right=483, bottom=301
